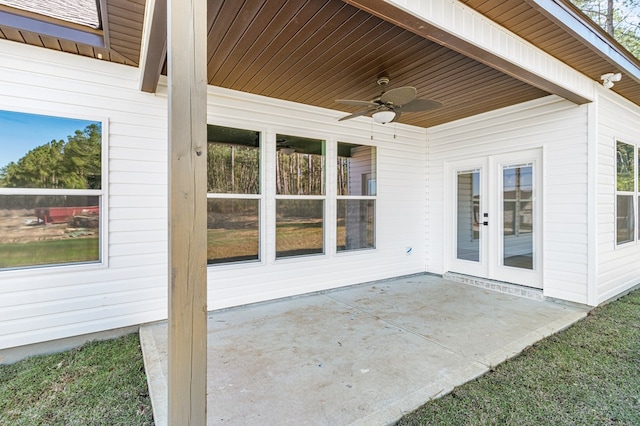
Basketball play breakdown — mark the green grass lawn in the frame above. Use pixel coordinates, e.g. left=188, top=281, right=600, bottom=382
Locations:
left=397, top=288, right=640, bottom=425
left=1, top=289, right=638, bottom=425
left=0, top=238, right=99, bottom=269
left=0, top=334, right=153, bottom=426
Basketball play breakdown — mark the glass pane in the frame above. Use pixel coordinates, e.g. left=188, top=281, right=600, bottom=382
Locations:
left=616, top=141, right=634, bottom=192
left=503, top=165, right=533, bottom=269
left=337, top=143, right=376, bottom=196
left=207, top=125, right=260, bottom=194
left=337, top=199, right=375, bottom=251
left=0, top=111, right=101, bottom=189
left=0, top=195, right=100, bottom=269
left=616, top=195, right=634, bottom=245
left=276, top=199, right=323, bottom=258
left=207, top=198, right=259, bottom=264
left=276, top=134, right=324, bottom=195
left=456, top=171, right=480, bottom=262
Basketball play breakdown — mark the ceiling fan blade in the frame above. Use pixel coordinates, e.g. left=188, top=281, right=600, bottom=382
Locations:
left=380, top=86, right=416, bottom=106
left=336, top=99, right=379, bottom=107
left=338, top=107, right=377, bottom=121
left=398, top=98, right=443, bottom=112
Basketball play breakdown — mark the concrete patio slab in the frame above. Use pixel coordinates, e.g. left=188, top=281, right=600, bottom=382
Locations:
left=140, top=274, right=590, bottom=425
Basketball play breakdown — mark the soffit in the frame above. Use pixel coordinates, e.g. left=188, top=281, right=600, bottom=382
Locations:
left=105, top=0, right=145, bottom=64
left=3, top=0, right=640, bottom=126
left=460, top=0, right=640, bottom=106
left=206, top=0, right=548, bottom=128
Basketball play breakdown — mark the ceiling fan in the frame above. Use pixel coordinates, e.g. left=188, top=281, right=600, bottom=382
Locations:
left=336, top=77, right=442, bottom=124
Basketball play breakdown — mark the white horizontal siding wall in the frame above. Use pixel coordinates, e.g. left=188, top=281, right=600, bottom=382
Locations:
left=193, top=86, right=428, bottom=310
left=0, top=41, right=429, bottom=349
left=0, top=40, right=169, bottom=350
left=596, top=88, right=640, bottom=303
left=427, top=96, right=590, bottom=304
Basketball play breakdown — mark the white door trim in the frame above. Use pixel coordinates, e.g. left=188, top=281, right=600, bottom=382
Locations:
left=444, top=149, right=543, bottom=288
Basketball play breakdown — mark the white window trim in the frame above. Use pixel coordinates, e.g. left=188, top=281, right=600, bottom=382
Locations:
left=335, top=142, right=378, bottom=254
left=0, top=112, right=108, bottom=273
left=205, top=124, right=265, bottom=266
left=614, top=139, right=638, bottom=247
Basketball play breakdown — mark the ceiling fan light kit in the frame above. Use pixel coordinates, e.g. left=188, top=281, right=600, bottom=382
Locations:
left=336, top=77, right=442, bottom=124
left=372, top=110, right=396, bottom=124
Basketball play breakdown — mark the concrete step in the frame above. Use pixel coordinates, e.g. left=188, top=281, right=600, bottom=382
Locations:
left=443, top=272, right=545, bottom=301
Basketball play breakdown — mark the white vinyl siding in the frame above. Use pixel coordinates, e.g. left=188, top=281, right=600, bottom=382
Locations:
left=595, top=89, right=640, bottom=303
left=0, top=40, right=169, bottom=350
left=427, top=96, right=590, bottom=304
left=204, top=86, right=428, bottom=310
left=4, top=32, right=640, bottom=352
left=0, top=40, right=428, bottom=349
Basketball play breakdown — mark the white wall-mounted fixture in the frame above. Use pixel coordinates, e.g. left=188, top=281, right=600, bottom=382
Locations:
left=600, top=72, right=622, bottom=89
left=372, top=110, right=396, bottom=124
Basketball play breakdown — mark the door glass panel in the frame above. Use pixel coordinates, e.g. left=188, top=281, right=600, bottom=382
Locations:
left=502, top=164, right=533, bottom=269
left=457, top=170, right=480, bottom=262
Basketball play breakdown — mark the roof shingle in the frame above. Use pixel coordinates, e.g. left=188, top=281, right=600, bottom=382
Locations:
left=0, top=0, right=99, bottom=29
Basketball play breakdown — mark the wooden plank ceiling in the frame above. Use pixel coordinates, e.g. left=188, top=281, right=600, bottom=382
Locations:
left=205, top=0, right=548, bottom=128
left=1, top=0, right=640, bottom=127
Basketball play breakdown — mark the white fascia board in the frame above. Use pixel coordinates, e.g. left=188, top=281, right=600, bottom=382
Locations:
left=529, top=0, right=640, bottom=84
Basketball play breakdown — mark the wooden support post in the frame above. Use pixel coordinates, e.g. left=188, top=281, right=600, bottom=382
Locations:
left=167, top=0, right=207, bottom=424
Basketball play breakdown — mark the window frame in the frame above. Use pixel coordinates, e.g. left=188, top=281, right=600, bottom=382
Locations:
left=205, top=124, right=264, bottom=266
left=0, top=109, right=108, bottom=273
left=336, top=142, right=377, bottom=253
left=274, top=133, right=327, bottom=260
left=615, top=140, right=638, bottom=247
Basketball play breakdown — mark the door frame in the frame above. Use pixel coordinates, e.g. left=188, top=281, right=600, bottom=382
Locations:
left=444, top=148, right=543, bottom=288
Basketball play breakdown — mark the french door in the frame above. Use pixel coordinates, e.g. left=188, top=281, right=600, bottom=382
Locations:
left=447, top=149, right=542, bottom=288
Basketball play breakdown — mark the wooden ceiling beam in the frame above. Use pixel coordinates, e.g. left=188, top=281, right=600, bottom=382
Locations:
left=138, top=0, right=167, bottom=93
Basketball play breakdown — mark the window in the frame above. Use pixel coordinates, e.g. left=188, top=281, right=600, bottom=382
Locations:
left=337, top=143, right=376, bottom=251
left=616, top=141, right=636, bottom=245
left=206, top=125, right=261, bottom=264
left=0, top=110, right=102, bottom=269
left=275, top=135, right=325, bottom=258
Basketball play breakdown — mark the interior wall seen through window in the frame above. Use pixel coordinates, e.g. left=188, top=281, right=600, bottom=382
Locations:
left=337, top=143, right=376, bottom=252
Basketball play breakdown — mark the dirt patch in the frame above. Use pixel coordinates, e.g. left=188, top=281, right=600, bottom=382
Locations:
left=0, top=210, right=96, bottom=244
